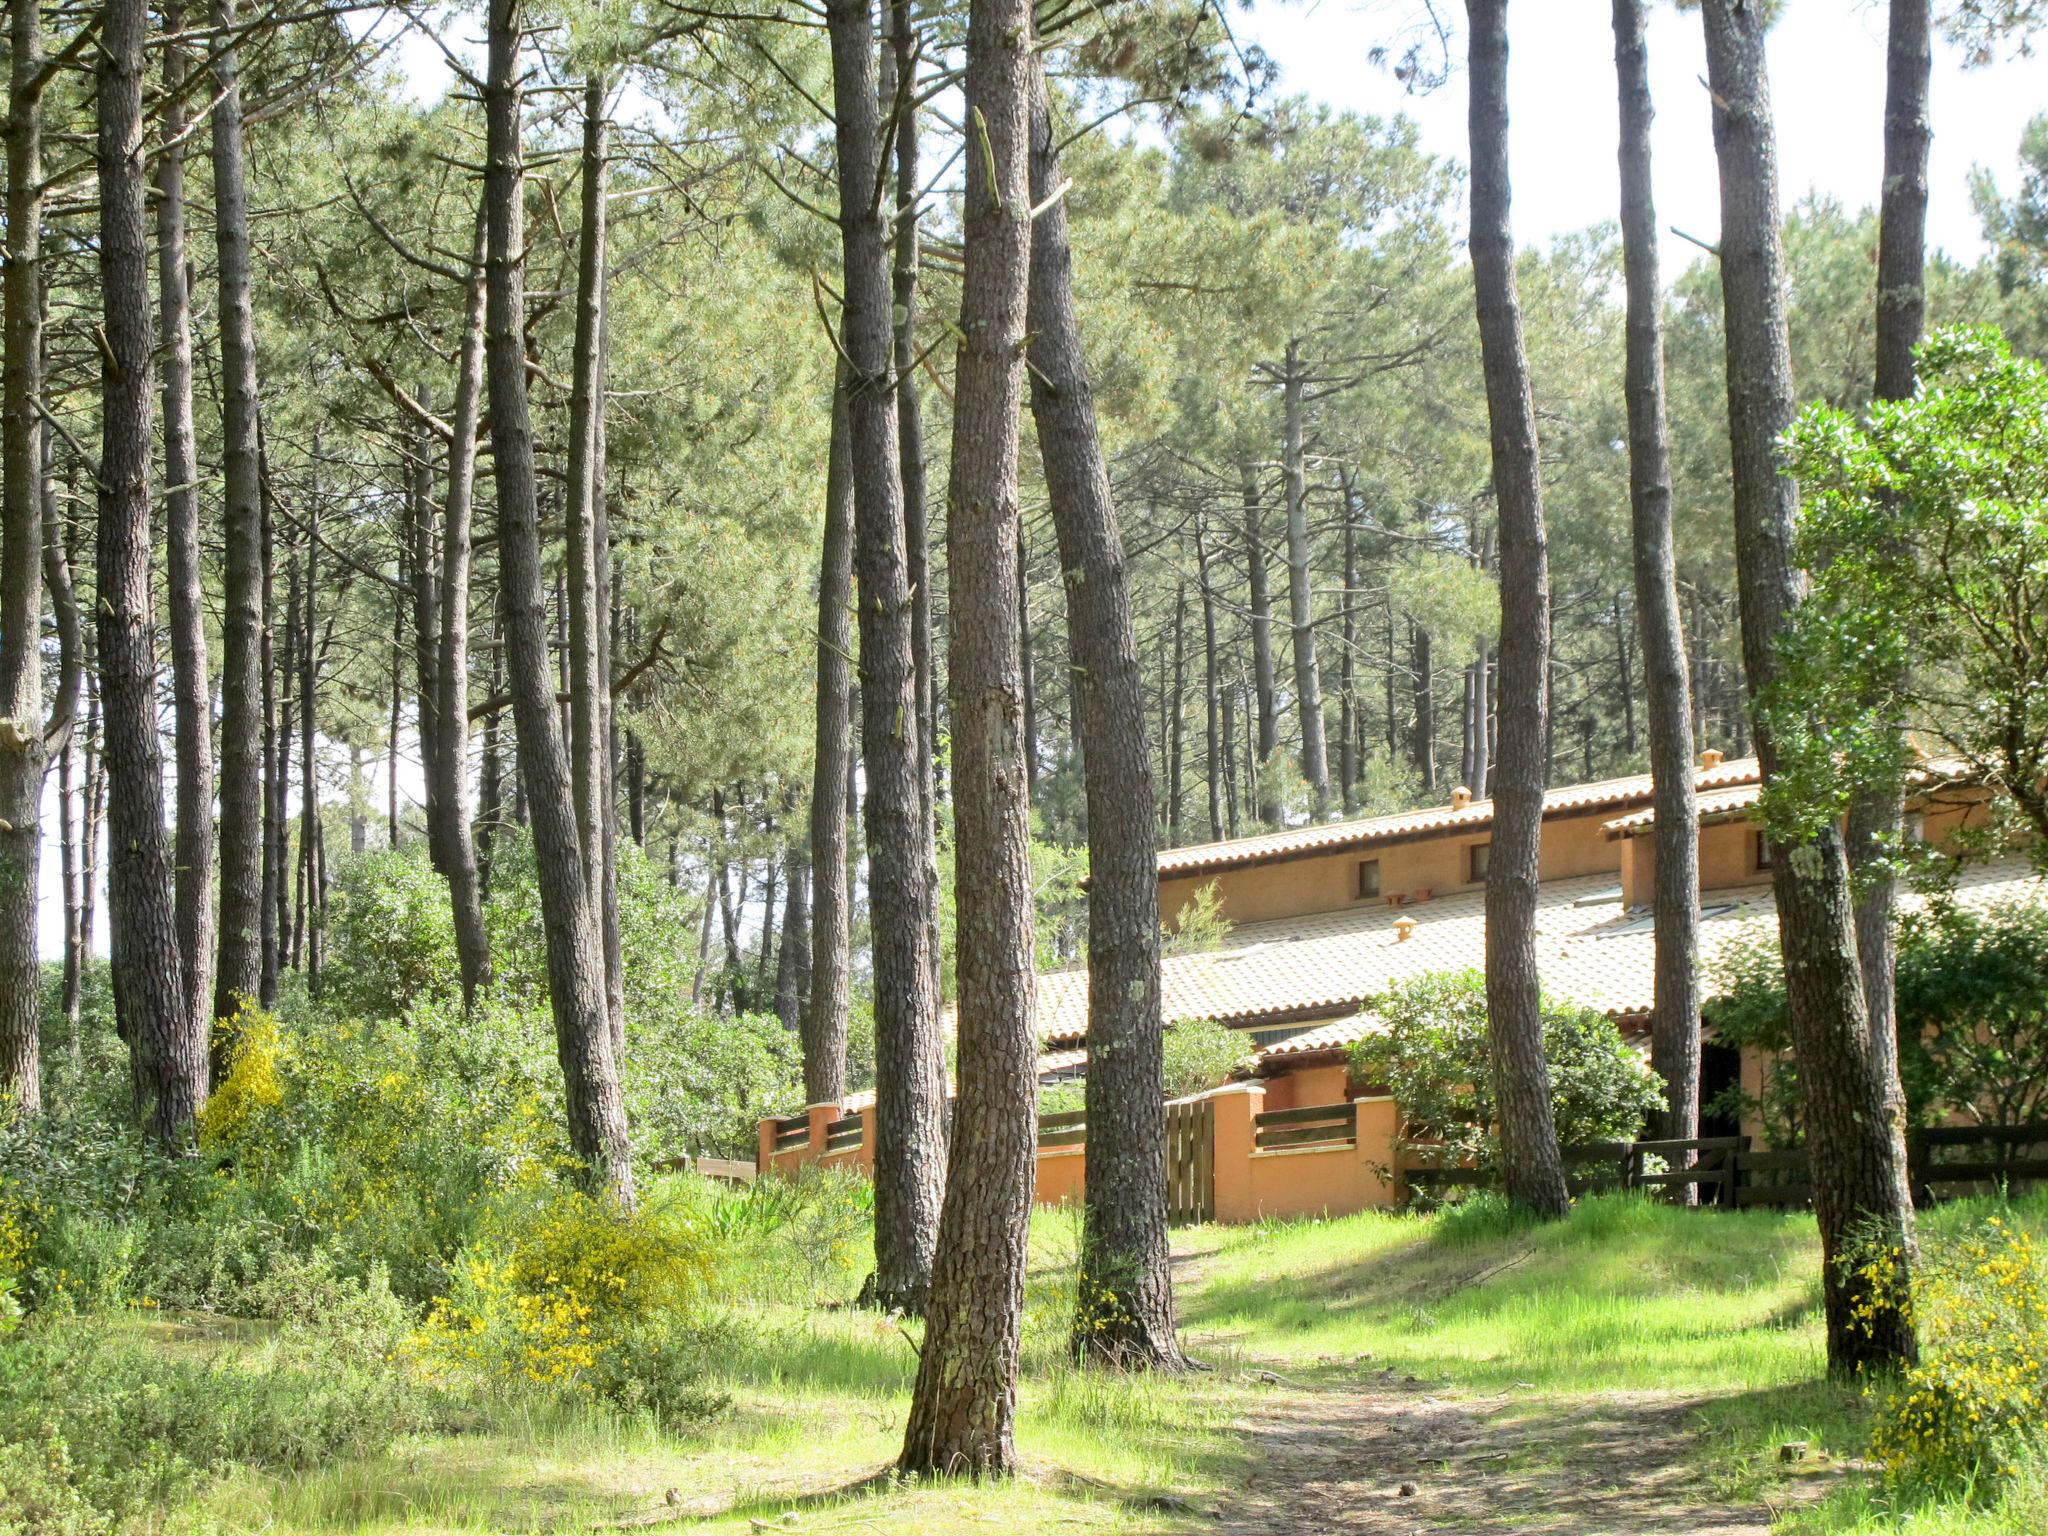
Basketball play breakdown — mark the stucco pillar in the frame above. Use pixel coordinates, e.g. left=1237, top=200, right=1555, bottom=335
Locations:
left=757, top=1115, right=778, bottom=1177
left=1211, top=1082, right=1266, bottom=1223
left=1353, top=1095, right=1400, bottom=1207
left=802, top=1101, right=838, bottom=1167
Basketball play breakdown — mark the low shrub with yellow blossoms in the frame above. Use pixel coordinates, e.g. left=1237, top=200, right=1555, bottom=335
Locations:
left=1866, top=1214, right=2048, bottom=1490
left=411, top=1182, right=715, bottom=1413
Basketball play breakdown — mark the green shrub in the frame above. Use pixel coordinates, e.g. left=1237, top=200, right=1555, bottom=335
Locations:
left=1345, top=970, right=1665, bottom=1183
left=0, top=1309, right=439, bottom=1534
left=1162, top=1017, right=1254, bottom=1099
left=1710, top=900, right=2048, bottom=1139
left=411, top=1181, right=723, bottom=1425
left=1867, top=1213, right=2048, bottom=1491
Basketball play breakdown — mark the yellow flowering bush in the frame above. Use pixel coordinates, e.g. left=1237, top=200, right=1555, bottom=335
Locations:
left=412, top=1185, right=714, bottom=1405
left=198, top=1005, right=286, bottom=1150
left=1868, top=1215, right=2047, bottom=1488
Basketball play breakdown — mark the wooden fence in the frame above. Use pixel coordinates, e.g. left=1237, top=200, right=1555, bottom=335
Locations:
left=1409, top=1123, right=2048, bottom=1210
left=1253, top=1101, right=1355, bottom=1150
left=1165, top=1099, right=1216, bottom=1224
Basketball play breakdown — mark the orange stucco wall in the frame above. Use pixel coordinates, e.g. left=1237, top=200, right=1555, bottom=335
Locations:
left=1162, top=809, right=1626, bottom=929
left=1210, top=1084, right=1401, bottom=1222
left=1034, top=1146, right=1086, bottom=1207
left=1260, top=1061, right=1350, bottom=1112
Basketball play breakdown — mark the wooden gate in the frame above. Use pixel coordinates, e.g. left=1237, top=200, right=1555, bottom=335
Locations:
left=1164, top=1099, right=1216, bottom=1225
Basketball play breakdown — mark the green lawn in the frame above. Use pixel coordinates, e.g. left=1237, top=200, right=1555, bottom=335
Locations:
left=52, top=1189, right=2048, bottom=1534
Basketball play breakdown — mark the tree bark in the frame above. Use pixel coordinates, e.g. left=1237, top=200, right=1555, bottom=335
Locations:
left=154, top=4, right=216, bottom=1035
left=1612, top=0, right=1702, bottom=1158
left=97, top=0, right=203, bottom=1150
left=774, top=855, right=810, bottom=1033
left=1025, top=62, right=1185, bottom=1373
left=0, top=0, right=48, bottom=1111
left=1338, top=474, right=1359, bottom=812
left=1196, top=513, right=1225, bottom=841
left=883, top=0, right=943, bottom=1016
left=301, top=482, right=322, bottom=995
left=209, top=0, right=267, bottom=1030
left=1018, top=516, right=1038, bottom=807
left=826, top=0, right=945, bottom=1310
left=566, top=75, right=622, bottom=1061
left=1848, top=0, right=1932, bottom=1089
left=259, top=449, right=279, bottom=1007
left=484, top=0, right=634, bottom=1205
left=1411, top=621, right=1435, bottom=791
left=901, top=0, right=1036, bottom=1472
left=1465, top=0, right=1569, bottom=1218
left=431, top=218, right=492, bottom=1008
left=1700, top=0, right=1916, bottom=1373
left=1280, top=341, right=1330, bottom=814
left=1242, top=466, right=1281, bottom=825
left=805, top=390, right=855, bottom=1104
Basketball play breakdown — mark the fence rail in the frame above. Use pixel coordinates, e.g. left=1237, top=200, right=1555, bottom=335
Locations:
left=1406, top=1123, right=2048, bottom=1210
left=1254, top=1102, right=1355, bottom=1151
left=823, top=1115, right=864, bottom=1154
left=773, top=1116, right=809, bottom=1153
left=1038, top=1110, right=1088, bottom=1150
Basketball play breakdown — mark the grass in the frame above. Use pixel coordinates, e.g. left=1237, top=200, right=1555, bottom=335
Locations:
left=23, top=1185, right=2048, bottom=1534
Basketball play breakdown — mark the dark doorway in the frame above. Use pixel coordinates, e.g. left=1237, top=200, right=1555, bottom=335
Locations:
left=1700, top=1038, right=1743, bottom=1138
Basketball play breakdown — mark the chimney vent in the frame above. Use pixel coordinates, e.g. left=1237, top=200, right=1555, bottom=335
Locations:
left=1450, top=785, right=1473, bottom=810
left=1700, top=748, right=1724, bottom=770
left=1394, top=915, right=1418, bottom=943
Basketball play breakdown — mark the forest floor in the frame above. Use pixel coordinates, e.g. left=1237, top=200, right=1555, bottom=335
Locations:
left=164, top=1191, right=2048, bottom=1535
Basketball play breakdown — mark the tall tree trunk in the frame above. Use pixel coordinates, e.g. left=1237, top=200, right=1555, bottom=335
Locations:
left=805, top=390, right=855, bottom=1103
left=210, top=0, right=266, bottom=1029
left=566, top=75, right=623, bottom=1061
left=156, top=4, right=215, bottom=1034
left=484, top=0, right=634, bottom=1204
left=901, top=0, right=1035, bottom=1470
left=1196, top=513, right=1225, bottom=841
left=1167, top=576, right=1186, bottom=842
left=275, top=555, right=298, bottom=980
left=97, top=0, right=202, bottom=1149
left=1848, top=0, right=1932, bottom=1087
left=45, top=443, right=79, bottom=1044
left=1017, top=517, right=1038, bottom=808
left=826, top=0, right=944, bottom=1310
left=1612, top=0, right=1702, bottom=1158
left=1613, top=595, right=1638, bottom=755
left=1025, top=63, right=1185, bottom=1372
left=1411, top=621, right=1435, bottom=791
left=259, top=449, right=280, bottom=1005
left=301, top=489, right=322, bottom=995
left=883, top=0, right=943, bottom=1015
left=774, top=856, right=810, bottom=1033
left=0, top=0, right=48, bottom=1110
left=1242, top=466, right=1281, bottom=824
left=1700, top=0, right=1915, bottom=1372
left=1221, top=660, right=1239, bottom=836
left=1465, top=0, right=1568, bottom=1218
left=1471, top=641, right=1491, bottom=799
left=1338, top=475, right=1359, bottom=813
left=431, top=219, right=491, bottom=1008
left=1279, top=342, right=1330, bottom=814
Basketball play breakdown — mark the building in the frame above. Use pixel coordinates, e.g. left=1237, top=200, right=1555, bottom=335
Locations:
left=762, top=752, right=2040, bottom=1219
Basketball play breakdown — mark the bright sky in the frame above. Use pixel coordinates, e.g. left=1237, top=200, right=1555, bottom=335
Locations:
left=36, top=2, right=2043, bottom=959
left=1239, top=1, right=2043, bottom=270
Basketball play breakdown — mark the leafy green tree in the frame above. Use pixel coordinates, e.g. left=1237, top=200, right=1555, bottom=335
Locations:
left=1346, top=970, right=1664, bottom=1178
left=1769, top=327, right=2048, bottom=860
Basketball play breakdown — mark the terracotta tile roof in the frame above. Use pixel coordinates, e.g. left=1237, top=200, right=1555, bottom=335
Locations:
left=834, top=1046, right=1091, bottom=1113
left=1036, top=854, right=2045, bottom=1058
left=1603, top=755, right=1978, bottom=839
left=1604, top=784, right=1762, bottom=838
left=1158, top=758, right=1762, bottom=878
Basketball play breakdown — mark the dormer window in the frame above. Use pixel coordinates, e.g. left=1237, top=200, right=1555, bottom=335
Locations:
left=1357, top=859, right=1381, bottom=899
left=1468, top=843, right=1491, bottom=883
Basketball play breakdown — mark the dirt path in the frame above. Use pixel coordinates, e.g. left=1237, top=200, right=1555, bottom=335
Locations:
left=1208, top=1374, right=1818, bottom=1536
